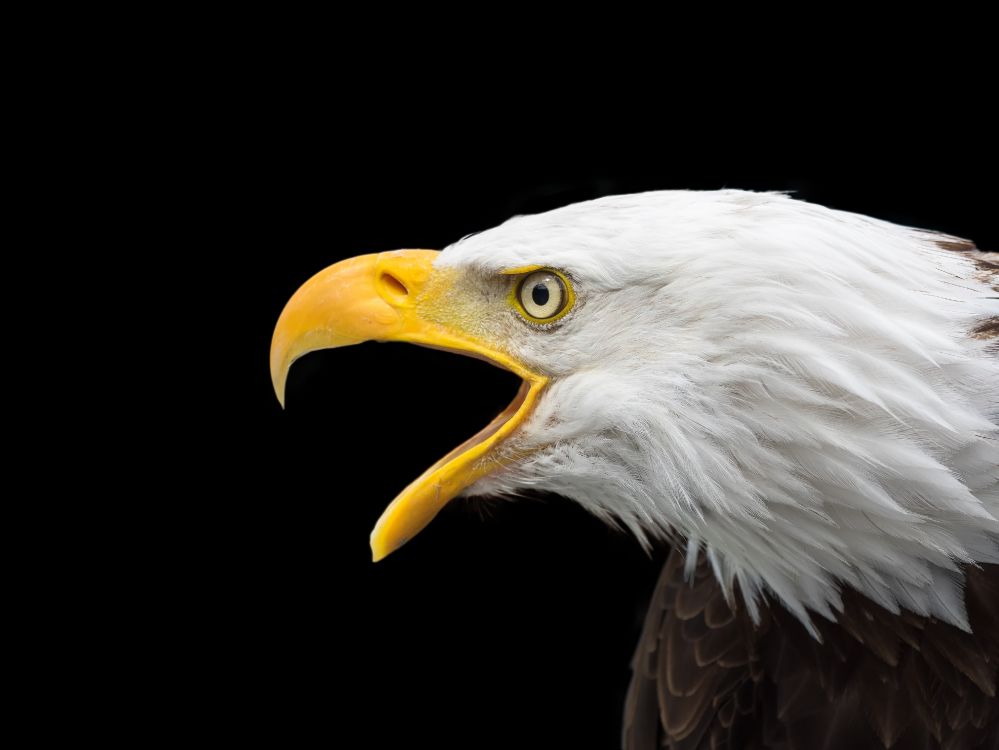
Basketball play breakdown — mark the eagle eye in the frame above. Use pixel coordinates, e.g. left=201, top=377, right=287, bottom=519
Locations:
left=513, top=269, right=574, bottom=324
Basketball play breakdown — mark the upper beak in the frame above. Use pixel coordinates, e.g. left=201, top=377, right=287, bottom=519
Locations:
left=270, top=250, right=442, bottom=408
left=270, top=250, right=546, bottom=561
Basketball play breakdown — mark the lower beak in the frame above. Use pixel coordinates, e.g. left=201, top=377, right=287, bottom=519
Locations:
left=270, top=250, right=546, bottom=561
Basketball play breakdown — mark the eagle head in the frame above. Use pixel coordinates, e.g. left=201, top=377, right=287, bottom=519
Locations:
left=271, top=190, right=999, bottom=634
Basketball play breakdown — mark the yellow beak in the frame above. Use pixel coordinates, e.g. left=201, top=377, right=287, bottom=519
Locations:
left=270, top=250, right=546, bottom=561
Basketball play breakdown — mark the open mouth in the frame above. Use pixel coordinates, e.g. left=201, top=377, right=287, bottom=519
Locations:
left=269, top=248, right=548, bottom=561
left=367, top=368, right=544, bottom=561
left=418, top=379, right=532, bottom=480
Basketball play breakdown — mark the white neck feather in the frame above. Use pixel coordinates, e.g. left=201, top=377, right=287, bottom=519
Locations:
left=450, top=191, right=999, bottom=635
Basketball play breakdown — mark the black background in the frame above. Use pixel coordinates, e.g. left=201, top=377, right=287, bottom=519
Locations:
left=171, top=68, right=996, bottom=749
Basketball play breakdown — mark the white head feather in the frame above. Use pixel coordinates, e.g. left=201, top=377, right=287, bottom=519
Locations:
left=437, top=190, right=999, bottom=636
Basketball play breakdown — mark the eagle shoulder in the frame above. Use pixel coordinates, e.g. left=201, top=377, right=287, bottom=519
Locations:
left=623, top=547, right=999, bottom=750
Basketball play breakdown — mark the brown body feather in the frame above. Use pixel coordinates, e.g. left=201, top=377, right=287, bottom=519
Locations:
left=937, top=239, right=998, bottom=357
left=623, top=549, right=999, bottom=749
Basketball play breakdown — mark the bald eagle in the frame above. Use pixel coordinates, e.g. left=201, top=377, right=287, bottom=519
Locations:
left=270, top=191, right=999, bottom=749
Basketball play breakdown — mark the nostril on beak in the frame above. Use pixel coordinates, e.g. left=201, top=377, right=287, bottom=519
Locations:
left=378, top=271, right=409, bottom=301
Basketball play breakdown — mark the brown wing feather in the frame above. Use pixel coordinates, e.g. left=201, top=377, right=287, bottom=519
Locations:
left=623, top=550, right=763, bottom=750
left=623, top=547, right=999, bottom=750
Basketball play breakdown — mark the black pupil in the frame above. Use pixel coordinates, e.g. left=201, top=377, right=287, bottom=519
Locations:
left=531, top=282, right=550, bottom=307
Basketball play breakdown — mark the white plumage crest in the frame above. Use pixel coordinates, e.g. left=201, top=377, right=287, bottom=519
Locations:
left=438, top=190, right=999, bottom=635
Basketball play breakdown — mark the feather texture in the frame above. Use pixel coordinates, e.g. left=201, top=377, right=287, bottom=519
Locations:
left=623, top=548, right=999, bottom=749
left=440, top=190, right=999, bottom=632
